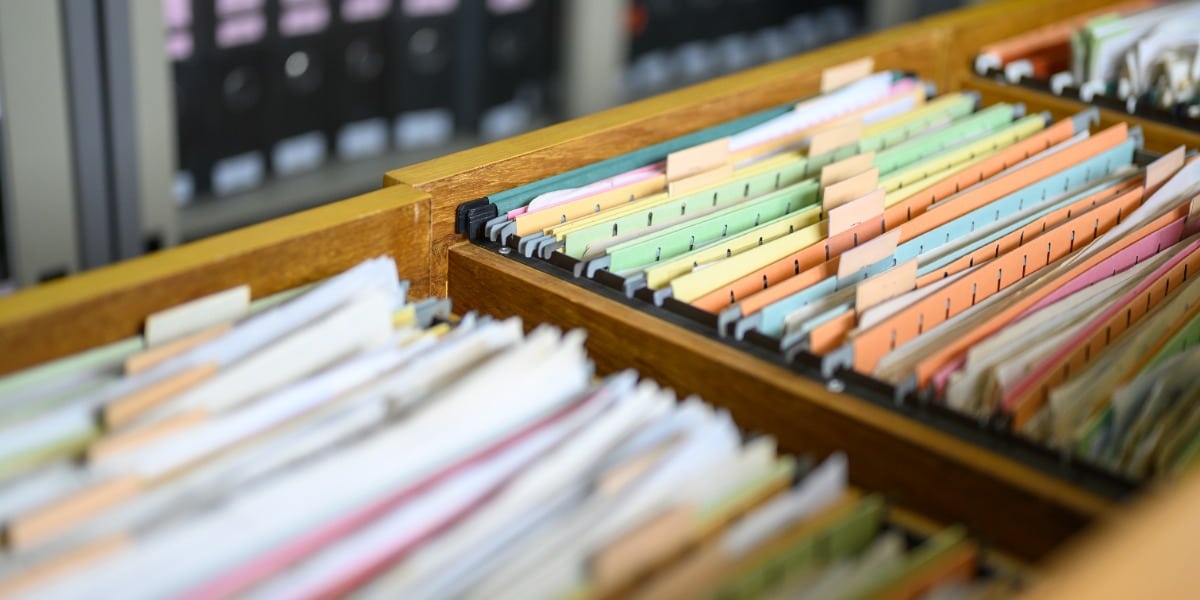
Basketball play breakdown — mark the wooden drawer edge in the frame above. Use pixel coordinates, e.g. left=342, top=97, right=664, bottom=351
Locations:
left=0, top=185, right=432, bottom=374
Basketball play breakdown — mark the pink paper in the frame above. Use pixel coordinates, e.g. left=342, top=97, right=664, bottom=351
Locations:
left=1187, top=215, right=1200, bottom=237
left=930, top=356, right=966, bottom=399
left=1001, top=231, right=1200, bottom=412
left=506, top=162, right=665, bottom=220
left=1019, top=218, right=1185, bottom=319
left=300, top=480, right=494, bottom=599
left=527, top=166, right=662, bottom=212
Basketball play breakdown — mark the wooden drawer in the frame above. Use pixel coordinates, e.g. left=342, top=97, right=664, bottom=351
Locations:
left=0, top=0, right=1159, bottom=576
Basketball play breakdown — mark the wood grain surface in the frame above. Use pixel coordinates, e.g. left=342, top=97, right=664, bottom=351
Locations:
left=447, top=242, right=1115, bottom=561
left=1027, top=469, right=1200, bottom=599
left=0, top=186, right=431, bottom=375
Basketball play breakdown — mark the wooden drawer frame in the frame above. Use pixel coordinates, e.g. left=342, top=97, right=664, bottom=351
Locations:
left=0, top=0, right=1152, bottom=564
left=0, top=187, right=431, bottom=374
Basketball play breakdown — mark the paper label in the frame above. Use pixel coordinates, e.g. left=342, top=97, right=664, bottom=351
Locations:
left=820, top=151, right=875, bottom=188
left=668, top=163, right=733, bottom=197
left=1146, top=146, right=1186, bottom=193
left=828, top=189, right=885, bottom=237
left=823, top=168, right=879, bottom=213
left=809, top=120, right=863, bottom=157
left=821, top=57, right=875, bottom=93
left=838, top=229, right=900, bottom=280
left=856, top=259, right=917, bottom=312
left=666, top=138, right=730, bottom=182
left=145, top=285, right=251, bottom=347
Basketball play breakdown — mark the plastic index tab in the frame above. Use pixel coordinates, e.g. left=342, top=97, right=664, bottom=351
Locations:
left=820, top=57, right=875, bottom=93
left=828, top=190, right=885, bottom=238
left=809, top=121, right=864, bottom=157
left=838, top=229, right=901, bottom=280
left=667, top=138, right=730, bottom=182
left=821, top=152, right=876, bottom=188
left=668, top=163, right=735, bottom=198
left=857, top=259, right=918, bottom=313
left=824, top=169, right=880, bottom=212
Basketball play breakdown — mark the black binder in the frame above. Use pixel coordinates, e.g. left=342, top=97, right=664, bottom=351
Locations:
left=475, top=0, right=553, bottom=140
left=386, top=0, right=463, bottom=150
left=167, top=0, right=217, bottom=199
left=203, top=0, right=272, bottom=196
left=267, top=0, right=334, bottom=177
left=330, top=0, right=393, bottom=160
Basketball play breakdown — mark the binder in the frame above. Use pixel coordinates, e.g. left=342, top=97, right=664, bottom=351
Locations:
left=626, top=0, right=682, bottom=98
left=167, top=0, right=212, bottom=199
left=387, top=0, right=462, bottom=150
left=267, top=0, right=334, bottom=178
left=475, top=0, right=552, bottom=141
left=668, top=1, right=719, bottom=87
left=204, top=0, right=272, bottom=197
left=0, top=115, right=6, bottom=281
left=625, top=0, right=863, bottom=100
left=331, top=0, right=393, bottom=160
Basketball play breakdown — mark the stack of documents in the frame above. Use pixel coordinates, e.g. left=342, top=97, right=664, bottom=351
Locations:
left=476, top=63, right=1200, bottom=479
left=0, top=256, right=1006, bottom=598
left=975, top=0, right=1200, bottom=115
